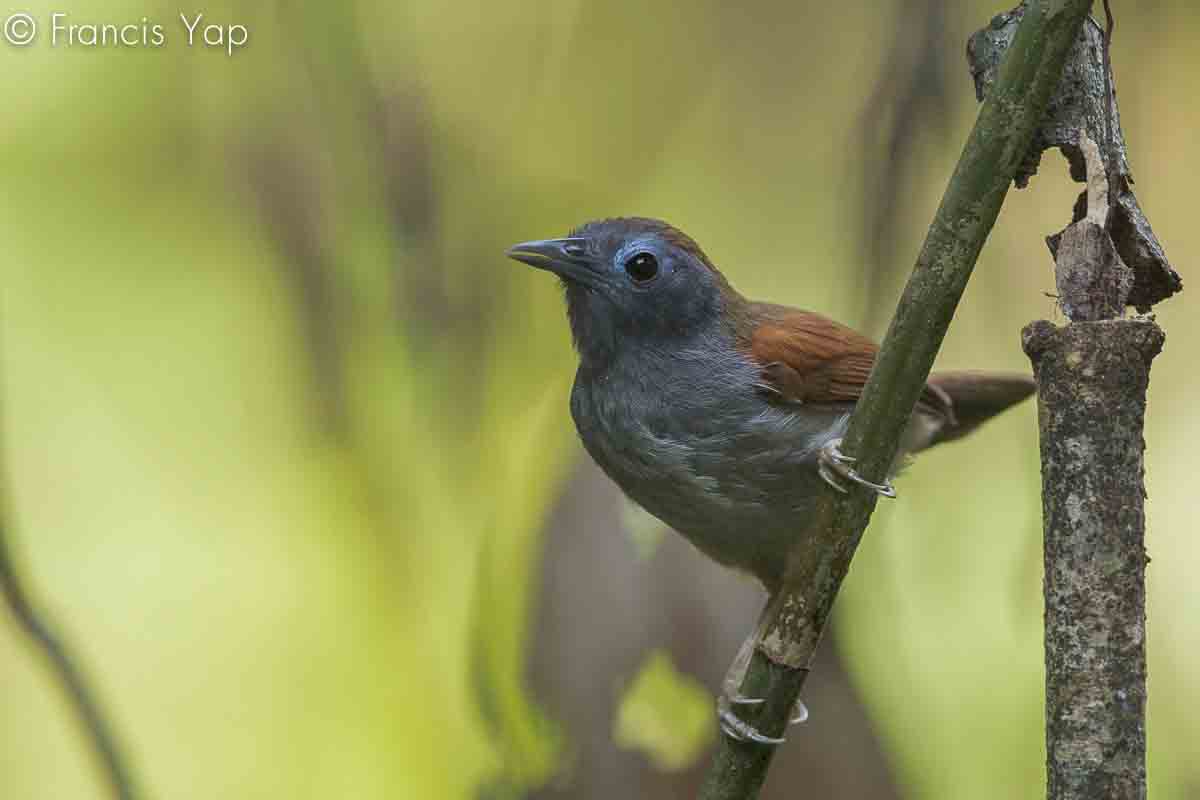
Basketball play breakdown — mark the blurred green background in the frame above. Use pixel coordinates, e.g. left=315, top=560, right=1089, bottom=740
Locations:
left=1, top=1, right=1196, bottom=797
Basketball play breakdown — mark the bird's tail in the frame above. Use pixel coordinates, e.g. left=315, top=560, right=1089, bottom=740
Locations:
left=925, top=370, right=1036, bottom=447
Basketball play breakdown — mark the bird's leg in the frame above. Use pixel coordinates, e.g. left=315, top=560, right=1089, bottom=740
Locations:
left=817, top=437, right=897, bottom=498
left=717, top=632, right=808, bottom=745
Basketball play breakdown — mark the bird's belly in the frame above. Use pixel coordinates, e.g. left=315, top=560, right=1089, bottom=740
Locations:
left=571, top=378, right=848, bottom=583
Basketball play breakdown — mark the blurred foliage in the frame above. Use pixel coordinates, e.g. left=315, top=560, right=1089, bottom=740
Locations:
left=621, top=497, right=669, bottom=562
left=1, top=1, right=1197, bottom=799
left=613, top=650, right=714, bottom=772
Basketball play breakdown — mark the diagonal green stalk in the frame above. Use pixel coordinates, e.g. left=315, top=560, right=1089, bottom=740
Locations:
left=0, top=467, right=141, bottom=798
left=699, top=2, right=1096, bottom=797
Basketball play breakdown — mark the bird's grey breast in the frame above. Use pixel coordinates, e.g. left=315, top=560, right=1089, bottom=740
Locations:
left=569, top=341, right=848, bottom=572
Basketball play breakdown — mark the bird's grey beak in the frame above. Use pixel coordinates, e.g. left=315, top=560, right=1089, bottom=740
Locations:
left=505, top=237, right=603, bottom=286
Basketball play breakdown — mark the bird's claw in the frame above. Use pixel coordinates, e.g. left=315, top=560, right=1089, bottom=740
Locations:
left=719, top=706, right=786, bottom=745
left=719, top=633, right=808, bottom=745
left=717, top=693, right=809, bottom=745
left=818, top=438, right=897, bottom=498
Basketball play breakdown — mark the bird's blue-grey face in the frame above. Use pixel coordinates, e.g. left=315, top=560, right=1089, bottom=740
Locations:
left=506, top=218, right=727, bottom=365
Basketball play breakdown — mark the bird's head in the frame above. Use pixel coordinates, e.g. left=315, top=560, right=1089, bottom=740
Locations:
left=506, top=217, right=738, bottom=365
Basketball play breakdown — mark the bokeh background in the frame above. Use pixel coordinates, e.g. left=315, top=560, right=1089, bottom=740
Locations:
left=1, top=1, right=1196, bottom=797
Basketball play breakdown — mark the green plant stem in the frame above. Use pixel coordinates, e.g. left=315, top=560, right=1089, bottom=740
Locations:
left=698, top=2, right=1096, bottom=797
left=0, top=502, right=141, bottom=800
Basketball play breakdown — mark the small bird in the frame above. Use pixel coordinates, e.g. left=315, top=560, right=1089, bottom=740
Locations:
left=506, top=217, right=1033, bottom=742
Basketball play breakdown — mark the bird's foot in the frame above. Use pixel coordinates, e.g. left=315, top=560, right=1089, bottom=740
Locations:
left=718, top=634, right=808, bottom=746
left=817, top=438, right=897, bottom=498
left=717, top=693, right=808, bottom=745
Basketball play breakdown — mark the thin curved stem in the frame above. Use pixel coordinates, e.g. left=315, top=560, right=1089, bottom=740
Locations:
left=0, top=489, right=142, bottom=800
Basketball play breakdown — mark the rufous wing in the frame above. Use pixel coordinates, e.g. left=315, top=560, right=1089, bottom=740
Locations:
left=745, top=305, right=953, bottom=420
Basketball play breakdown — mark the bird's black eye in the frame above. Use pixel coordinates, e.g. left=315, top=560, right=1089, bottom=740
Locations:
left=624, top=252, right=659, bottom=283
